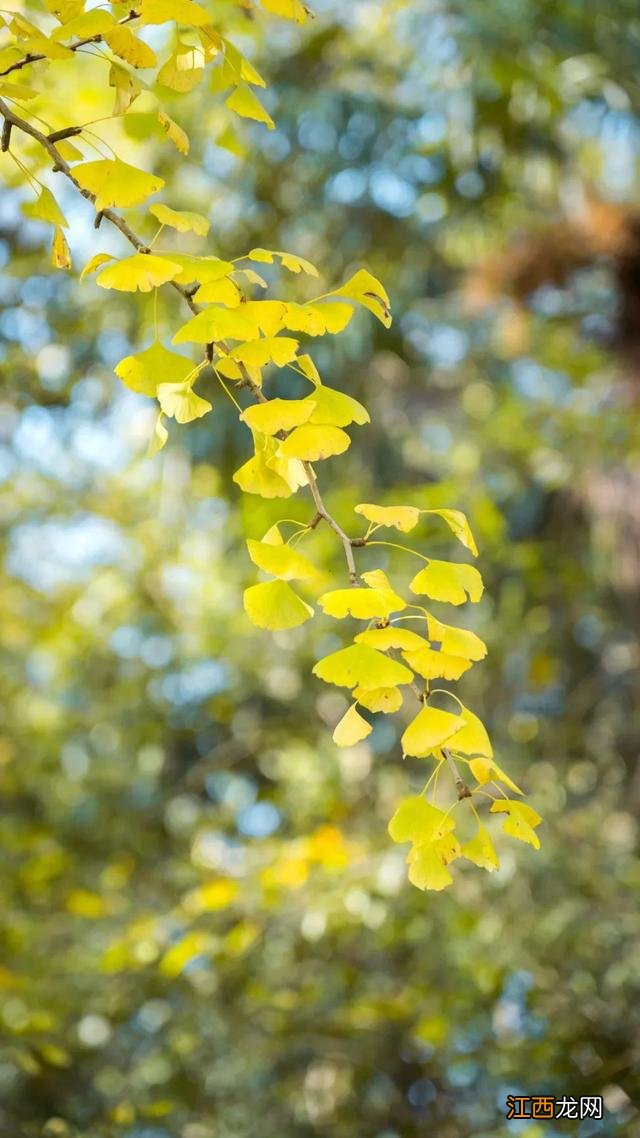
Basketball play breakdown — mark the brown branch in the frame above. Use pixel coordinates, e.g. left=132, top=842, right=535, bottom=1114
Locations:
left=443, top=748, right=472, bottom=800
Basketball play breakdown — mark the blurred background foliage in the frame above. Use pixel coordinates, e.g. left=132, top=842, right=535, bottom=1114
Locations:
left=1, top=0, right=639, bottom=1135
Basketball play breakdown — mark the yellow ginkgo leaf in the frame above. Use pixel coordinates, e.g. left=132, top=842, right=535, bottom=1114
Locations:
left=261, top=0, right=308, bottom=22
left=245, top=539, right=317, bottom=581
left=240, top=398, right=315, bottom=436
left=233, top=437, right=307, bottom=499
left=243, top=580, right=313, bottom=630
left=462, top=825, right=499, bottom=871
left=401, top=705, right=464, bottom=758
left=157, top=382, right=212, bottom=423
left=490, top=800, right=542, bottom=850
left=245, top=248, right=319, bottom=277
left=97, top=253, right=181, bottom=293
left=22, top=187, right=68, bottom=229
left=226, top=85, right=274, bottom=129
left=332, top=269, right=391, bottom=326
left=74, top=158, right=164, bottom=210
left=297, top=354, right=321, bottom=384
left=115, top=341, right=194, bottom=397
left=141, top=0, right=210, bottom=25
left=51, top=9, right=115, bottom=39
left=157, top=110, right=190, bottom=155
left=354, top=503, right=420, bottom=532
left=407, top=843, right=456, bottom=891
left=149, top=203, right=209, bottom=236
left=332, top=704, right=372, bottom=747
left=194, top=279, right=241, bottom=306
left=240, top=301, right=288, bottom=335
left=158, top=48, right=204, bottom=92
left=80, top=252, right=115, bottom=281
left=355, top=627, right=426, bottom=652
left=148, top=412, right=168, bottom=456
left=353, top=685, right=403, bottom=713
left=312, top=645, right=412, bottom=691
left=318, top=583, right=405, bottom=620
left=306, top=386, right=370, bottom=428
left=410, top=560, right=484, bottom=605
left=231, top=337, right=299, bottom=368
left=277, top=424, right=350, bottom=461
left=109, top=62, right=142, bottom=114
left=282, top=302, right=354, bottom=336
left=402, top=645, right=473, bottom=682
left=468, top=757, right=493, bottom=785
left=425, top=615, right=487, bottom=662
left=445, top=706, right=493, bottom=758
left=424, top=508, right=478, bottom=556
left=173, top=307, right=259, bottom=345
left=388, top=797, right=455, bottom=845
left=105, top=26, right=157, bottom=69
left=170, top=255, right=235, bottom=285
left=51, top=227, right=71, bottom=269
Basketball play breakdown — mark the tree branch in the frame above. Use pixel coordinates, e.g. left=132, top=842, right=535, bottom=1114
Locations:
left=0, top=10, right=141, bottom=79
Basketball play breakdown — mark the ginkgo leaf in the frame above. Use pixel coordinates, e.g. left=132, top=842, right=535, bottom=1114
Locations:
left=388, top=797, right=456, bottom=845
left=243, top=580, right=313, bottom=630
left=246, top=248, right=319, bottom=276
left=97, top=253, right=181, bottom=293
left=469, top=757, right=522, bottom=796
left=490, top=800, right=542, bottom=849
left=233, top=437, right=307, bottom=499
left=312, top=645, right=412, bottom=691
left=80, top=252, right=116, bottom=281
left=170, top=255, right=235, bottom=285
left=402, top=645, right=473, bottom=681
left=240, top=398, right=315, bottom=435
left=149, top=203, right=209, bottom=236
left=141, top=0, right=210, bottom=25
left=158, top=48, right=204, bottom=92
left=109, top=62, right=142, bottom=114
left=51, top=227, right=71, bottom=269
left=148, top=412, right=168, bottom=456
left=261, top=0, right=308, bottom=22
left=462, top=825, right=499, bottom=871
left=51, top=9, right=115, bottom=39
left=173, top=307, right=259, bottom=345
left=157, top=383, right=212, bottom=423
left=0, top=80, right=38, bottom=102
left=74, top=158, right=164, bottom=210
left=410, top=560, right=484, bottom=605
left=355, top=628, right=425, bottom=653
left=277, top=424, right=350, bottom=461
left=115, top=341, right=194, bottom=397
left=425, top=615, right=487, bottom=661
left=445, top=706, right=493, bottom=758
left=318, top=582, right=405, bottom=620
left=246, top=539, right=317, bottom=581
left=332, top=269, right=391, bottom=326
left=105, top=26, right=157, bottom=69
left=353, top=685, right=403, bottom=713
left=306, top=387, right=370, bottom=427
left=226, top=85, right=274, bottom=129
left=282, top=302, right=354, bottom=336
left=157, top=110, right=189, bottom=155
left=332, top=704, right=372, bottom=747
left=401, top=705, right=464, bottom=758
left=194, top=279, right=241, bottom=306
left=354, top=503, right=420, bottom=533
left=22, top=187, right=68, bottom=229
left=241, top=301, right=288, bottom=335
left=407, top=843, right=455, bottom=891
left=424, top=508, right=478, bottom=556
left=297, top=354, right=321, bottom=383
left=231, top=337, right=298, bottom=368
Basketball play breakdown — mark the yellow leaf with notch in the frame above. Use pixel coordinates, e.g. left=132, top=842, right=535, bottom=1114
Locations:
left=462, top=825, right=499, bottom=871
left=445, top=706, right=492, bottom=758
left=410, top=560, right=484, bottom=605
left=105, top=26, right=157, bottom=68
left=231, top=337, right=299, bottom=368
left=51, top=227, right=71, bottom=269
left=194, top=279, right=240, bottom=306
left=246, top=248, right=319, bottom=276
left=332, top=704, right=371, bottom=747
left=157, top=383, right=212, bottom=423
left=246, top=538, right=317, bottom=580
left=240, top=398, right=314, bottom=435
left=22, top=187, right=67, bottom=229
left=115, top=341, right=194, bottom=397
left=490, top=800, right=542, bottom=849
left=401, top=706, right=464, bottom=758
left=149, top=203, right=209, bottom=236
left=332, top=268, right=391, bottom=326
left=355, top=503, right=420, bottom=532
left=312, top=645, right=412, bottom=691
left=425, top=615, right=487, bottom=661
left=226, top=85, right=274, bottom=129
left=402, top=646, right=472, bottom=681
left=318, top=584, right=405, bottom=620
left=355, top=627, right=426, bottom=652
left=277, top=424, right=350, bottom=461
left=306, top=387, right=369, bottom=427
left=244, top=580, right=313, bottom=630
left=97, top=253, right=181, bottom=293
left=424, top=508, right=478, bottom=556
left=388, top=797, right=455, bottom=844
left=174, top=307, right=259, bottom=345
left=157, top=110, right=190, bottom=154
left=74, top=158, right=164, bottom=210
left=354, top=685, right=403, bottom=713
left=80, top=252, right=115, bottom=281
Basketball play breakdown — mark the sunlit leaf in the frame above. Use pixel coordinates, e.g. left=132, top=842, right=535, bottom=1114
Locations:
left=401, top=705, right=464, bottom=758
left=149, top=203, right=209, bottom=236
left=22, top=187, right=68, bottom=229
left=246, top=538, right=317, bottom=580
left=424, top=508, right=478, bottom=556
left=240, top=398, right=315, bottom=435
left=332, top=269, right=391, bottom=326
left=410, top=560, right=484, bottom=605
left=243, top=580, right=313, bottom=630
left=226, top=85, right=274, bottom=129
left=157, top=382, right=212, bottom=423
left=115, top=341, right=194, bottom=397
left=97, top=253, right=181, bottom=293
left=490, top=800, right=542, bottom=849
left=313, top=645, right=412, bottom=691
left=74, top=158, right=164, bottom=210
left=354, top=503, right=420, bottom=532
left=277, top=424, right=350, bottom=461
left=462, top=825, right=500, bottom=871
left=332, top=704, right=372, bottom=747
